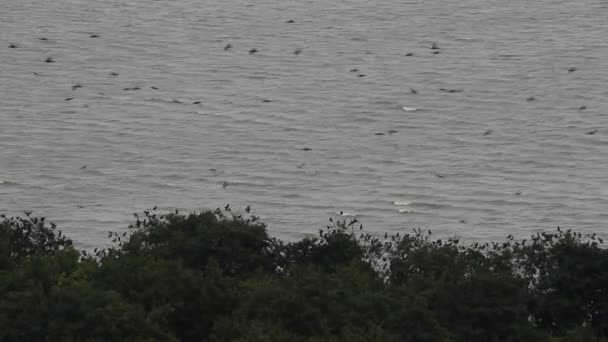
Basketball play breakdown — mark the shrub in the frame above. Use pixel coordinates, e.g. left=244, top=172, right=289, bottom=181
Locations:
left=0, top=208, right=606, bottom=341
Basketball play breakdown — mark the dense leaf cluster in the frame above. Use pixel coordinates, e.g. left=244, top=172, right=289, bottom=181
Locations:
left=1, top=208, right=607, bottom=341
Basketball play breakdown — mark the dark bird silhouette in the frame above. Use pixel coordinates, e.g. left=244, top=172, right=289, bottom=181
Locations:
left=172, top=99, right=183, bottom=104
left=72, top=84, right=82, bottom=90
left=294, top=48, right=302, bottom=55
left=193, top=101, right=201, bottom=104
left=262, top=99, right=272, bottom=103
left=286, top=20, right=295, bottom=23
left=249, top=48, right=258, bottom=55
left=350, top=68, right=359, bottom=72
left=357, top=74, right=366, bottom=77
left=440, top=88, right=463, bottom=93
left=224, top=44, right=232, bottom=51
left=568, top=67, right=577, bottom=73
left=38, top=37, right=48, bottom=41
left=301, top=147, right=312, bottom=151
left=405, top=52, right=414, bottom=56
left=245, top=205, right=251, bottom=213
left=579, top=106, right=587, bottom=110
left=222, top=181, right=229, bottom=188
left=80, top=165, right=87, bottom=169
left=527, top=97, right=536, bottom=102
left=434, top=173, right=445, bottom=178
left=150, top=86, right=159, bottom=90
left=586, top=129, right=598, bottom=135
left=432, top=50, right=440, bottom=54
left=375, top=132, right=385, bottom=136
left=110, top=72, right=119, bottom=76
left=45, top=57, right=54, bottom=63
left=484, top=130, right=493, bottom=136
left=387, top=130, right=398, bottom=134
left=65, top=97, right=74, bottom=101
left=431, top=42, right=439, bottom=50
left=296, top=163, right=305, bottom=169
left=409, top=88, right=417, bottom=94
left=9, top=43, right=17, bottom=48
left=153, top=206, right=157, bottom=210
left=224, top=204, right=230, bottom=211
left=90, top=34, right=99, bottom=38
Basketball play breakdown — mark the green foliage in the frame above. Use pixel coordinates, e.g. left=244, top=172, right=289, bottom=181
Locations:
left=511, top=229, right=608, bottom=336
left=0, top=213, right=72, bottom=270
left=113, top=208, right=281, bottom=276
left=282, top=218, right=365, bottom=271
left=0, top=208, right=607, bottom=341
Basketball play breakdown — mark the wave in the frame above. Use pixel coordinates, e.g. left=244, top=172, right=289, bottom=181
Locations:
left=0, top=180, right=19, bottom=186
left=335, top=211, right=355, bottom=217
left=393, top=201, right=411, bottom=206
left=402, top=106, right=417, bottom=112
left=398, top=202, right=448, bottom=209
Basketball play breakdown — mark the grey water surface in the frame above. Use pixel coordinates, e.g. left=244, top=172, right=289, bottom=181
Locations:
left=1, top=0, right=607, bottom=247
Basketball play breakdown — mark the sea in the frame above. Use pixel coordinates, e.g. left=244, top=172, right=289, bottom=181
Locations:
left=1, top=0, right=607, bottom=248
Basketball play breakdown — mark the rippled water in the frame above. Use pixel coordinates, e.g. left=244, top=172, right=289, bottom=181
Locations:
left=1, top=0, right=607, bottom=247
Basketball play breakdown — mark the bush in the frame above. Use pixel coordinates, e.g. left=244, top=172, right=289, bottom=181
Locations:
left=0, top=208, right=606, bottom=341
left=0, top=213, right=72, bottom=270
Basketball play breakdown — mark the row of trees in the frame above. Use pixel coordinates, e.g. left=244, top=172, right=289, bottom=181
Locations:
left=1, top=208, right=607, bottom=341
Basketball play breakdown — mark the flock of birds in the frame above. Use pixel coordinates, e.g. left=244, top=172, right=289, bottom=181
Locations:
left=6, top=19, right=596, bottom=197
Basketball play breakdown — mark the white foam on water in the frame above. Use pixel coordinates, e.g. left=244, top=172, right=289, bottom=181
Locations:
left=393, top=201, right=411, bottom=206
